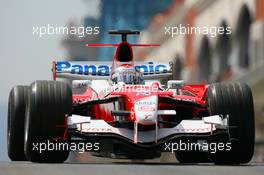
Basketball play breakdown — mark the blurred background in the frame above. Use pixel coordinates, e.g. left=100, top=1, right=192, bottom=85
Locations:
left=0, top=0, right=264, bottom=162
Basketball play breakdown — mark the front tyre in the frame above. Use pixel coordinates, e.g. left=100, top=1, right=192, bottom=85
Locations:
left=176, top=150, right=210, bottom=163
left=207, top=82, right=255, bottom=164
left=24, top=81, right=72, bottom=163
left=7, top=86, right=29, bottom=161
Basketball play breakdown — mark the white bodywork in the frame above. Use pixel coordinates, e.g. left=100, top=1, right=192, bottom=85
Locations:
left=134, top=95, right=158, bottom=125
left=68, top=114, right=227, bottom=143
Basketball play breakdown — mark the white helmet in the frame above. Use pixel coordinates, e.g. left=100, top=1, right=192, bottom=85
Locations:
left=111, top=66, right=144, bottom=85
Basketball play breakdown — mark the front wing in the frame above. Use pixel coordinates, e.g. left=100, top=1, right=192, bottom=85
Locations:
left=67, top=115, right=228, bottom=144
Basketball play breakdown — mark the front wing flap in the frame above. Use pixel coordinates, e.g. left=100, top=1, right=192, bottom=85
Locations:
left=68, top=115, right=228, bottom=144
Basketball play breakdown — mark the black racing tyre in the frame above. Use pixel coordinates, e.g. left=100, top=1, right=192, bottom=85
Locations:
left=7, top=86, right=29, bottom=161
left=24, top=80, right=72, bottom=163
left=206, top=82, right=255, bottom=164
left=175, top=139, right=211, bottom=163
left=176, top=151, right=210, bottom=163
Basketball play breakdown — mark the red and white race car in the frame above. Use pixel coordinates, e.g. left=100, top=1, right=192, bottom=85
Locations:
left=8, top=30, right=254, bottom=164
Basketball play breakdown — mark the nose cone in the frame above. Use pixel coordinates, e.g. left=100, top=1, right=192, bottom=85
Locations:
left=134, top=95, right=158, bottom=125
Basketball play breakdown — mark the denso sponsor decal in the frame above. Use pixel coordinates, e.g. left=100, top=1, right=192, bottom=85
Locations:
left=56, top=61, right=169, bottom=76
left=134, top=95, right=158, bottom=124
left=135, top=101, right=156, bottom=105
left=138, top=106, right=155, bottom=112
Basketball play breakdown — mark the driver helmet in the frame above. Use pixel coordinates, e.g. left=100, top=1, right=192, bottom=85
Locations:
left=111, top=66, right=144, bottom=85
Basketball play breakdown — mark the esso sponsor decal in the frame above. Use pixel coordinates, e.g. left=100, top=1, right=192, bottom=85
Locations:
left=138, top=106, right=155, bottom=112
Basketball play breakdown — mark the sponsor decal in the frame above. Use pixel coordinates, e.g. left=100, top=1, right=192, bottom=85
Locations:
left=135, top=101, right=156, bottom=105
left=144, top=114, right=153, bottom=120
left=73, top=97, right=88, bottom=104
left=72, top=81, right=90, bottom=88
left=56, top=61, right=110, bottom=76
left=138, top=106, right=155, bottom=112
left=134, top=62, right=168, bottom=75
left=179, top=98, right=195, bottom=102
left=56, top=61, right=169, bottom=76
left=173, top=125, right=216, bottom=133
left=80, top=128, right=113, bottom=132
left=136, top=91, right=151, bottom=96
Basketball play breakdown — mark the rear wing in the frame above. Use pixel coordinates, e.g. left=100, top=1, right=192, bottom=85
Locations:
left=52, top=61, right=173, bottom=80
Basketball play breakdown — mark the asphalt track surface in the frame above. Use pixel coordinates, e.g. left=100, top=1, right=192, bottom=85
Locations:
left=1, top=161, right=264, bottom=175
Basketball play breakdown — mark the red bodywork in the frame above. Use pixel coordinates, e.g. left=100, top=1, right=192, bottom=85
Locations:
left=72, top=39, right=209, bottom=126
left=73, top=84, right=209, bottom=124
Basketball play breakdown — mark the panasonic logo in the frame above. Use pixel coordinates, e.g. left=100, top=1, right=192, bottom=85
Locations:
left=56, top=61, right=169, bottom=76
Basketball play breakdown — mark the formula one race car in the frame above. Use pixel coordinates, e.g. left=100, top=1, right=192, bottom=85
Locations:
left=8, top=30, right=255, bottom=164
